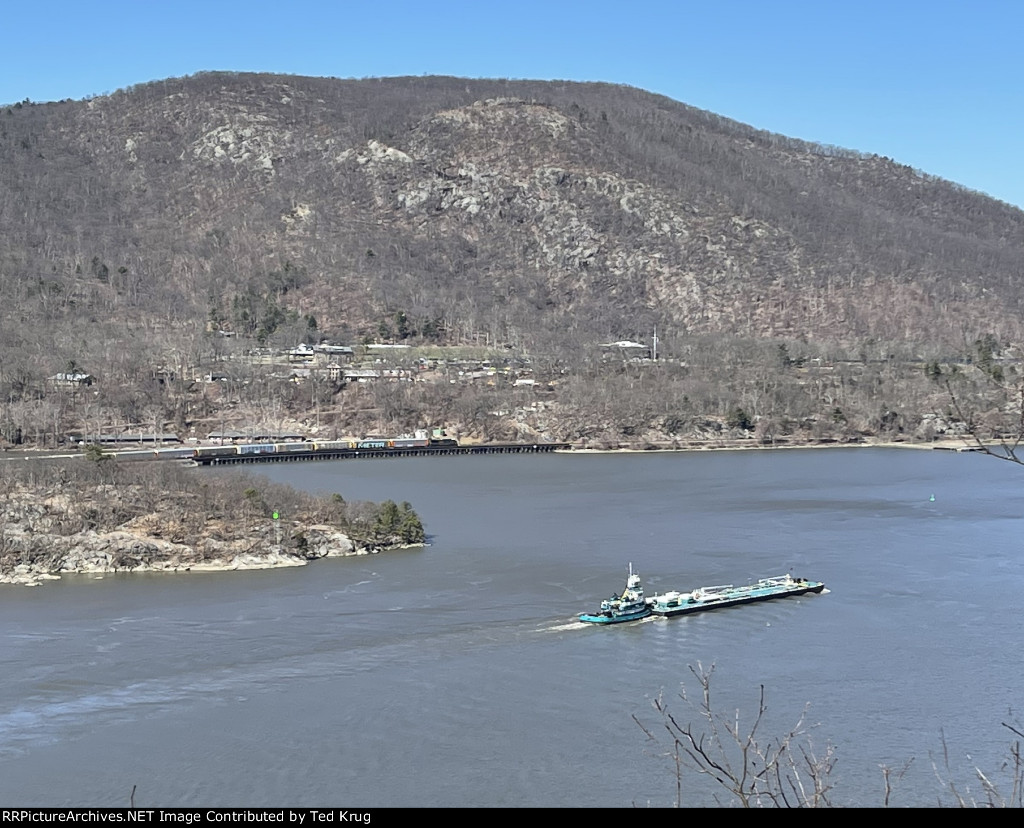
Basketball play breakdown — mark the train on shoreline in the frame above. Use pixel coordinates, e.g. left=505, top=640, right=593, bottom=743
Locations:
left=192, top=436, right=459, bottom=460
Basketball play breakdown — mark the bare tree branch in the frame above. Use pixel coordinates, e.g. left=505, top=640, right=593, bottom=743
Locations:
left=636, top=662, right=835, bottom=807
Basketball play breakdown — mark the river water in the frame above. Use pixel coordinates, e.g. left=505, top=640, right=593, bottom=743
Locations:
left=2, top=447, right=1023, bottom=807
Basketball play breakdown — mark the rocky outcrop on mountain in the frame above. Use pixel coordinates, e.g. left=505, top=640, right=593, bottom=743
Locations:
left=3, top=73, right=1024, bottom=359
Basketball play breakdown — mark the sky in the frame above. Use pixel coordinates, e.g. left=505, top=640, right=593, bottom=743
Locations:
left=3, top=0, right=1023, bottom=208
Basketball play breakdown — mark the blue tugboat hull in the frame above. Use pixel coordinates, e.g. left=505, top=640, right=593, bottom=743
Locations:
left=579, top=607, right=652, bottom=624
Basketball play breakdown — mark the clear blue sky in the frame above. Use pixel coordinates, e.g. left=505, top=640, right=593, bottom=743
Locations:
left=4, top=0, right=1023, bottom=208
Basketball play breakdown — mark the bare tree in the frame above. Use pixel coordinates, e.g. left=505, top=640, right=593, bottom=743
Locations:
left=944, top=368, right=1024, bottom=464
left=633, top=663, right=836, bottom=807
left=930, top=722, right=1024, bottom=808
left=636, top=663, right=1024, bottom=807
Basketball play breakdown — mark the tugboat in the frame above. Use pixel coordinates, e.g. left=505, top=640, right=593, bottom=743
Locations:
left=579, top=564, right=652, bottom=624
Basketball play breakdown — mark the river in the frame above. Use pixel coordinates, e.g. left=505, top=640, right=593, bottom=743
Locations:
left=2, top=447, right=1023, bottom=807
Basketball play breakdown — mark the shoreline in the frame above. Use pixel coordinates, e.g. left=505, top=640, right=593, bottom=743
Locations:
left=0, top=512, right=426, bottom=587
left=0, top=435, right=988, bottom=464
left=1, top=542, right=425, bottom=588
left=562, top=436, right=985, bottom=455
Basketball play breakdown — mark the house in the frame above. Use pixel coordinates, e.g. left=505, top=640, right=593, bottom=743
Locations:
left=343, top=369, right=381, bottom=383
left=287, top=344, right=316, bottom=363
left=49, top=372, right=94, bottom=388
left=313, top=344, right=355, bottom=360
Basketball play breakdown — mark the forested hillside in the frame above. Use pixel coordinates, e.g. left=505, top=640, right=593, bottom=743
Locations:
left=2, top=73, right=1023, bottom=448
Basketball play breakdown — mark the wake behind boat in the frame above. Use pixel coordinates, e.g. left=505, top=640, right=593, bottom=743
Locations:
left=579, top=564, right=652, bottom=624
left=647, top=574, right=825, bottom=617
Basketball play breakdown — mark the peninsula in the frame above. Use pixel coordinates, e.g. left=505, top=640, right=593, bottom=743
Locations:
left=0, top=457, right=425, bottom=587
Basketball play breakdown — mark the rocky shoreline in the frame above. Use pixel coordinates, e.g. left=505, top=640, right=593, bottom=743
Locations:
left=0, top=522, right=416, bottom=587
left=0, top=458, right=428, bottom=587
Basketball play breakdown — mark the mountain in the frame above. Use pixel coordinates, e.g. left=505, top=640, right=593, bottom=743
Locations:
left=1, top=72, right=1022, bottom=446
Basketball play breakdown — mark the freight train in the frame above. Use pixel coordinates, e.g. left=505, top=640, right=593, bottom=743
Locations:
left=192, top=436, right=458, bottom=460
